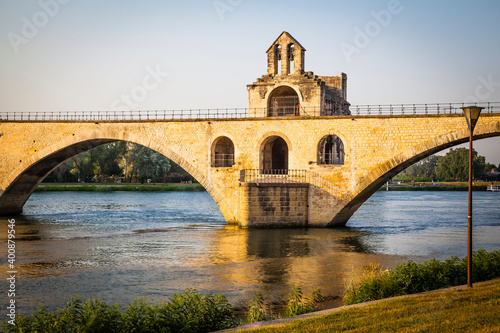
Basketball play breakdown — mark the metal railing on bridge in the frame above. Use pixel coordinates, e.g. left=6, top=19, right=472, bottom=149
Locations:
left=349, top=102, right=499, bottom=116
left=1, top=102, right=498, bottom=121
left=0, top=109, right=249, bottom=121
left=240, top=169, right=337, bottom=195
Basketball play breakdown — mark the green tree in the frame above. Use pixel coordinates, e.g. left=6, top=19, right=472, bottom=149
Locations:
left=394, top=155, right=441, bottom=182
left=128, top=144, right=171, bottom=183
left=484, top=162, right=498, bottom=173
left=44, top=160, right=77, bottom=183
left=45, top=141, right=181, bottom=183
left=70, top=148, right=98, bottom=182
left=93, top=142, right=127, bottom=181
left=435, top=148, right=485, bottom=181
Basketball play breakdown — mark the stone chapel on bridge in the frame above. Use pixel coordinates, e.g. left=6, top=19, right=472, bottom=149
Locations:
left=247, top=31, right=351, bottom=117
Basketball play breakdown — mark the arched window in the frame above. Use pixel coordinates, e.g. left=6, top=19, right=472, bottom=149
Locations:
left=318, top=135, right=344, bottom=165
left=260, top=136, right=288, bottom=173
left=212, top=136, right=234, bottom=167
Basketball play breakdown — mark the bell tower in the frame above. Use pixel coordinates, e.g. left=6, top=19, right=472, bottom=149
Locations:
left=266, top=31, right=306, bottom=75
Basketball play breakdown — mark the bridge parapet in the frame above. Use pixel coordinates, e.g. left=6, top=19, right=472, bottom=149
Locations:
left=1, top=102, right=498, bottom=121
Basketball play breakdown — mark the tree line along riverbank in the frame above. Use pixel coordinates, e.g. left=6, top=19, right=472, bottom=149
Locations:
left=34, top=183, right=205, bottom=192
left=34, top=181, right=499, bottom=192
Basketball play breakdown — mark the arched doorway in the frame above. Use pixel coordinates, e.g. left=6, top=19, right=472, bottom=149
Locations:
left=261, top=136, right=288, bottom=173
left=267, top=86, right=300, bottom=117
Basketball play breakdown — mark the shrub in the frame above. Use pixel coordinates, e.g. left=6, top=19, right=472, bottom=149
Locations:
left=164, top=289, right=236, bottom=332
left=344, top=249, right=500, bottom=305
left=2, top=290, right=236, bottom=333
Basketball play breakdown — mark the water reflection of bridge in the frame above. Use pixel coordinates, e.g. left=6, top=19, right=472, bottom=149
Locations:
left=210, top=225, right=400, bottom=302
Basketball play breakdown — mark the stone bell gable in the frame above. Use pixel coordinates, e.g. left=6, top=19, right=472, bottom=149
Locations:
left=247, top=31, right=350, bottom=117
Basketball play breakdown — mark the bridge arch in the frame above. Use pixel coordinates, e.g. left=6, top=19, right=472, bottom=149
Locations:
left=330, top=120, right=500, bottom=225
left=0, top=130, right=236, bottom=222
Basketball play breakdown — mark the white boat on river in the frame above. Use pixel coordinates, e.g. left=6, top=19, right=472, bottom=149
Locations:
left=487, top=185, right=500, bottom=192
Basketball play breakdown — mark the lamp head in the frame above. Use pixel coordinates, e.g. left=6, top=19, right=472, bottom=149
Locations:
left=461, top=106, right=484, bottom=133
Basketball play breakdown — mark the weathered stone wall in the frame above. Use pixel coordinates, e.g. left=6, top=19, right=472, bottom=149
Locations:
left=1, top=114, right=499, bottom=227
left=238, top=183, right=308, bottom=227
left=247, top=71, right=348, bottom=117
left=307, top=185, right=347, bottom=227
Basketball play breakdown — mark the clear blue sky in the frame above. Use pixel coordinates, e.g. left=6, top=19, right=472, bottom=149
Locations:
left=1, top=0, right=499, bottom=164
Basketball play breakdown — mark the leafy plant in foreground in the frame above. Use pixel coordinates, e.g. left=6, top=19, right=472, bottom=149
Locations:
left=283, top=286, right=322, bottom=317
left=1, top=290, right=237, bottom=333
left=246, top=292, right=267, bottom=323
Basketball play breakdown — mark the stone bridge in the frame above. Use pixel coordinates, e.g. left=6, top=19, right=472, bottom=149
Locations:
left=1, top=110, right=500, bottom=227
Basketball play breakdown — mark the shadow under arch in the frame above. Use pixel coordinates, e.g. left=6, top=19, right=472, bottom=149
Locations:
left=331, top=120, right=500, bottom=226
left=0, top=130, right=235, bottom=222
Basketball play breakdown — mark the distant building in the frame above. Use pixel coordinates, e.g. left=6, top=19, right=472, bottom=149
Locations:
left=247, top=31, right=350, bottom=117
left=481, top=169, right=500, bottom=181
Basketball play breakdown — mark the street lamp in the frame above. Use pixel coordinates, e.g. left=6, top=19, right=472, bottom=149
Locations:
left=461, top=106, right=484, bottom=288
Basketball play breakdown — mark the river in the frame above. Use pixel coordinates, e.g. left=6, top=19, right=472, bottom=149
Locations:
left=1, top=190, right=499, bottom=314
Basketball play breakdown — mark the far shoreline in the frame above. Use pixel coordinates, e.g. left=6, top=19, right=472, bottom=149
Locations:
left=34, top=182, right=499, bottom=192
left=35, top=183, right=205, bottom=192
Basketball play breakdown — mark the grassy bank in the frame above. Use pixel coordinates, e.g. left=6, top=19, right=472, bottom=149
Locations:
left=35, top=183, right=205, bottom=192
left=236, top=278, right=500, bottom=333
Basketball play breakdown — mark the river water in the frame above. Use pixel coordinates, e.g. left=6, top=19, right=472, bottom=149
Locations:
left=1, top=190, right=499, bottom=314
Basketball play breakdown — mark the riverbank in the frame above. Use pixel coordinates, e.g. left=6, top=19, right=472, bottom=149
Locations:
left=378, top=181, right=499, bottom=191
left=378, top=185, right=488, bottom=191
left=225, top=278, right=500, bottom=332
left=35, top=183, right=205, bottom=192
left=36, top=182, right=498, bottom=192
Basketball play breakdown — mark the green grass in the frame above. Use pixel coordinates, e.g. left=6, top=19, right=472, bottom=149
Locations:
left=35, top=183, right=205, bottom=192
left=237, top=278, right=500, bottom=332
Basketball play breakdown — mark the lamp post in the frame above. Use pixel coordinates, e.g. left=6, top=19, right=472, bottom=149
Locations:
left=461, top=106, right=483, bottom=288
